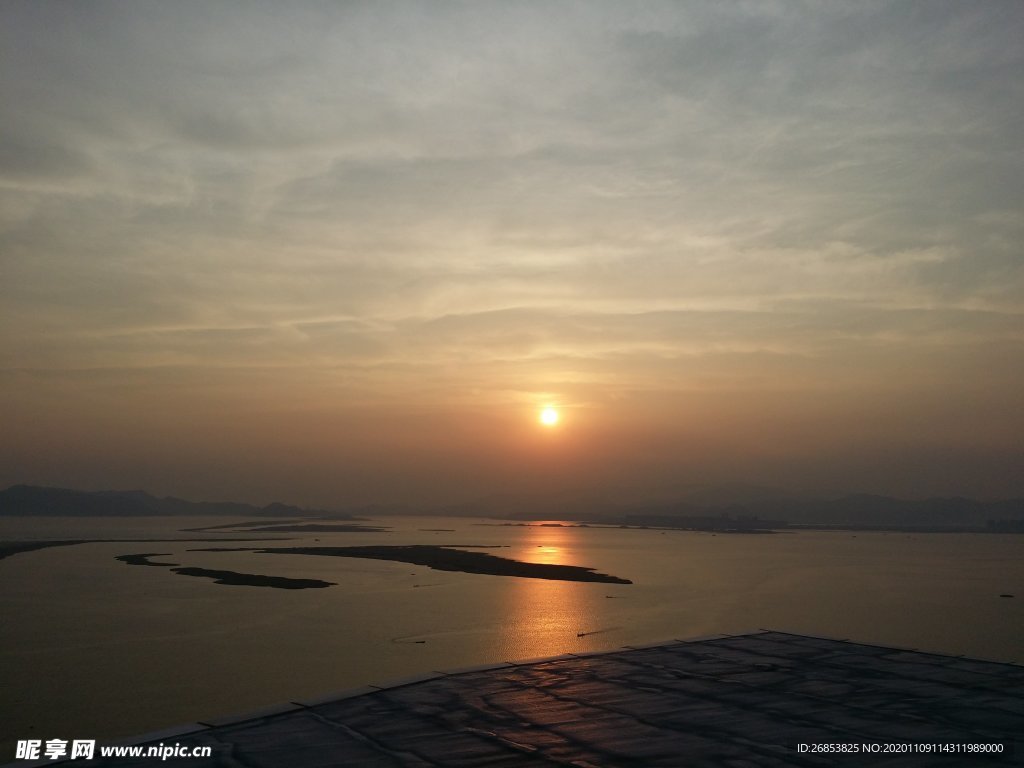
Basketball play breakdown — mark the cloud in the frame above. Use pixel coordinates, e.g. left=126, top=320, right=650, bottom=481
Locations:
left=1, top=1, right=1022, bottom=501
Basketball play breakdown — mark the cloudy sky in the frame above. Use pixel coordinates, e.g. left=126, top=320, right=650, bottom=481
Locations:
left=2, top=1, right=1022, bottom=507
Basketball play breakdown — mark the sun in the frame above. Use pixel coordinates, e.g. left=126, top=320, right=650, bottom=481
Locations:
left=539, top=406, right=559, bottom=427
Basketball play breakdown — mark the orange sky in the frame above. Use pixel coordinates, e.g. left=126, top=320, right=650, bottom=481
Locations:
left=1, top=2, right=1022, bottom=506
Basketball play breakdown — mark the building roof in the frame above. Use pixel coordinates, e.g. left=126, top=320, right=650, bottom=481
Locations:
left=19, top=630, right=1024, bottom=767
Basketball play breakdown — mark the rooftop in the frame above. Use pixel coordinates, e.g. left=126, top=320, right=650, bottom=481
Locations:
left=18, top=630, right=1024, bottom=767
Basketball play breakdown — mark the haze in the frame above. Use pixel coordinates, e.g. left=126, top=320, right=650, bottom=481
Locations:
left=1, top=2, right=1022, bottom=507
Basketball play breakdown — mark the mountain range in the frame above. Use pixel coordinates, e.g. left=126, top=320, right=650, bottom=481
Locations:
left=2, top=484, right=1022, bottom=530
left=0, top=484, right=346, bottom=519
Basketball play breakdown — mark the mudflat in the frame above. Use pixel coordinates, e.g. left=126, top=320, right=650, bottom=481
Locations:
left=115, top=552, right=334, bottom=589
left=245, top=544, right=634, bottom=584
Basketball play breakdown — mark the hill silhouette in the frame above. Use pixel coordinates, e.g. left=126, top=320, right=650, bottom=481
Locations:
left=3, top=483, right=1023, bottom=531
left=0, top=485, right=347, bottom=519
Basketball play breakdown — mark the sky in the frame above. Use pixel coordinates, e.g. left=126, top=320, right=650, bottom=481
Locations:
left=1, top=1, right=1022, bottom=507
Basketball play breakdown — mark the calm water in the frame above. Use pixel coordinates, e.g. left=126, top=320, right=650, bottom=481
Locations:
left=1, top=515, right=1022, bottom=752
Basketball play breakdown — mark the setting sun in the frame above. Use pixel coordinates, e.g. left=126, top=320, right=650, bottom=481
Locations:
left=539, top=407, right=560, bottom=426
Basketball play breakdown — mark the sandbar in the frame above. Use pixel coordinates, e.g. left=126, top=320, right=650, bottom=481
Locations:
left=0, top=540, right=85, bottom=560
left=116, top=551, right=334, bottom=589
left=0, top=538, right=289, bottom=562
left=115, top=552, right=180, bottom=566
left=240, top=523, right=390, bottom=533
left=248, top=545, right=633, bottom=584
left=169, top=567, right=333, bottom=589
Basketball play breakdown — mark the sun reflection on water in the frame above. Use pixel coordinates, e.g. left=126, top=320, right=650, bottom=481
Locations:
left=513, top=522, right=578, bottom=565
left=500, top=523, right=593, bottom=661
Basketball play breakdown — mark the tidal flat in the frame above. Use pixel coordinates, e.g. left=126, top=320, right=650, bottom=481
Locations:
left=116, top=552, right=336, bottom=589
left=243, top=544, right=633, bottom=584
left=0, top=537, right=289, bottom=561
left=2, top=515, right=1022, bottom=757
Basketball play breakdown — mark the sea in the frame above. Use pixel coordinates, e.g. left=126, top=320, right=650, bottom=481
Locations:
left=1, top=515, right=1022, bottom=754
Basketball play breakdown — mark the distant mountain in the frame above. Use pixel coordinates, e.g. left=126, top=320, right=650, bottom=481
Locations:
left=9, top=483, right=1020, bottom=530
left=676, top=482, right=801, bottom=507
left=432, top=485, right=1024, bottom=531
left=602, top=493, right=1024, bottom=531
left=430, top=483, right=813, bottom=521
left=428, top=490, right=623, bottom=520
left=0, top=485, right=349, bottom=518
left=744, top=494, right=1024, bottom=528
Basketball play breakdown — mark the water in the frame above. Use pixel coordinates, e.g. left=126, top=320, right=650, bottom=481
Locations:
left=1, top=515, right=1022, bottom=752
